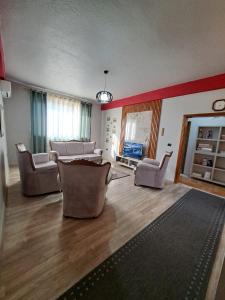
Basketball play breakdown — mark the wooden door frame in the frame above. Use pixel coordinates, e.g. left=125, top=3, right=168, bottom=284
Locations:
left=174, top=111, right=225, bottom=183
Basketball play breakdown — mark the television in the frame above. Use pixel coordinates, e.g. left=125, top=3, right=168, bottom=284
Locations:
left=123, top=142, right=143, bottom=159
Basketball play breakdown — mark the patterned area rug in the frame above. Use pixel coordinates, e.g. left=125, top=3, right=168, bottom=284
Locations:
left=58, top=189, right=225, bottom=300
left=110, top=167, right=130, bottom=180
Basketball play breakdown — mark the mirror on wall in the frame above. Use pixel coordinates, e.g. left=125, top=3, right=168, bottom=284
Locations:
left=124, top=110, right=152, bottom=156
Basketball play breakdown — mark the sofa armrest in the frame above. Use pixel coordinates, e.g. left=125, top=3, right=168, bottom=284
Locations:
left=94, top=148, right=103, bottom=155
left=32, top=153, right=49, bottom=164
left=49, top=150, right=59, bottom=162
left=143, top=158, right=160, bottom=166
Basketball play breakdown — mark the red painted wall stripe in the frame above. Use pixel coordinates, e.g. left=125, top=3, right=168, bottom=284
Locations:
left=0, top=33, right=6, bottom=80
left=101, top=73, right=225, bottom=110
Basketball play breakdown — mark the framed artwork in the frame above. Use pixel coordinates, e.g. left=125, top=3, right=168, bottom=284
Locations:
left=0, top=105, right=4, bottom=138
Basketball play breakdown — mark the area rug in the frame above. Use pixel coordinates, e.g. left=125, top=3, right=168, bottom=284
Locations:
left=110, top=168, right=130, bottom=180
left=58, top=189, right=225, bottom=300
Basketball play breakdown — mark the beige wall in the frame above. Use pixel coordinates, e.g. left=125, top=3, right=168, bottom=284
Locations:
left=0, top=92, right=9, bottom=247
left=4, top=82, right=31, bottom=165
left=4, top=83, right=102, bottom=165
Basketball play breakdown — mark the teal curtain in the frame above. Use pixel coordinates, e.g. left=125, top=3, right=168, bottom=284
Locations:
left=31, top=90, right=47, bottom=153
left=80, top=102, right=92, bottom=141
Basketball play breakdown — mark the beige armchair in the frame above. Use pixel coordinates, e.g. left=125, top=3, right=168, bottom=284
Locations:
left=15, top=143, right=60, bottom=196
left=134, top=151, right=173, bottom=188
left=58, top=159, right=111, bottom=218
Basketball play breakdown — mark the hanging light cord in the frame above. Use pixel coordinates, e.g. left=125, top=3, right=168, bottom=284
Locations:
left=103, top=70, right=109, bottom=92
left=104, top=74, right=106, bottom=91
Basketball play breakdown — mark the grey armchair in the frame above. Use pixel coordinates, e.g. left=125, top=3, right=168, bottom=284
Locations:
left=58, top=159, right=111, bottom=218
left=134, top=151, right=173, bottom=188
left=15, top=143, right=60, bottom=196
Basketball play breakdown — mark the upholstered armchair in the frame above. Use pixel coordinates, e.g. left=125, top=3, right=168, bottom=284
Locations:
left=134, top=151, right=173, bottom=188
left=58, top=159, right=111, bottom=218
left=15, top=143, right=60, bottom=196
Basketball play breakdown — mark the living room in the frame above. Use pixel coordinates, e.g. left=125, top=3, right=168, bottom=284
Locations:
left=0, top=1, right=225, bottom=300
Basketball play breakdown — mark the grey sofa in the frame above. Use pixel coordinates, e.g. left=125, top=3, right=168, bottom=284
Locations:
left=15, top=143, right=60, bottom=196
left=134, top=151, right=173, bottom=188
left=50, top=140, right=103, bottom=163
left=58, top=159, right=111, bottom=218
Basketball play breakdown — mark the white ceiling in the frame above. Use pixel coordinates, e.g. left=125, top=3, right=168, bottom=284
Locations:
left=0, top=0, right=225, bottom=101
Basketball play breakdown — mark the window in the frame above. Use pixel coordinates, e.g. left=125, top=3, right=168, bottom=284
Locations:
left=47, top=93, right=81, bottom=141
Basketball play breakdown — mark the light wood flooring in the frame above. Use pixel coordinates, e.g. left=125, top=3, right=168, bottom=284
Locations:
left=0, top=166, right=224, bottom=300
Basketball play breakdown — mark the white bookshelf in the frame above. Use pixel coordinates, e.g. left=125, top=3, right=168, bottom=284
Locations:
left=191, top=126, right=225, bottom=187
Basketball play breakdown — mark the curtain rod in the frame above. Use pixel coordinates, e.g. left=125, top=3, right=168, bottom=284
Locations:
left=6, top=77, right=96, bottom=104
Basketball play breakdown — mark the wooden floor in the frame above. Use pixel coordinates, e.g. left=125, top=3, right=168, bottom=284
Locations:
left=178, top=174, right=225, bottom=198
left=0, top=166, right=224, bottom=300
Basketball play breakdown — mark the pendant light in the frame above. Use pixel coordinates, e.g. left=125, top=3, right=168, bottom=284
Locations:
left=96, top=70, right=113, bottom=104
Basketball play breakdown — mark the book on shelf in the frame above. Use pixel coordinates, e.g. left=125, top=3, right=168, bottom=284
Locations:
left=192, top=172, right=202, bottom=178
left=197, top=148, right=213, bottom=152
left=198, top=143, right=211, bottom=147
left=197, top=143, right=213, bottom=152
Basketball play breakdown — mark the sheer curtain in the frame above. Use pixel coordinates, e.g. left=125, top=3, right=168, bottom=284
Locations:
left=47, top=94, right=81, bottom=141
left=80, top=102, right=92, bottom=141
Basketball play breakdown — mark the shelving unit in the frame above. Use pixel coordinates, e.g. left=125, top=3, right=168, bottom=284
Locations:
left=191, top=126, right=225, bottom=187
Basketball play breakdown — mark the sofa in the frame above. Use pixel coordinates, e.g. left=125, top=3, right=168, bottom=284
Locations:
left=15, top=143, right=60, bottom=196
left=58, top=159, right=111, bottom=218
left=49, top=140, right=103, bottom=163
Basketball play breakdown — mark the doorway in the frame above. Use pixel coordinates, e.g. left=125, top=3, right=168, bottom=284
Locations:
left=175, top=112, right=225, bottom=197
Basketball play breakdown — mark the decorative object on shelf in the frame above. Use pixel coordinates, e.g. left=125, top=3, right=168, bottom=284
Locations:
left=96, top=70, right=113, bottom=104
left=198, top=128, right=203, bottom=138
left=212, top=99, right=225, bottom=111
left=204, top=171, right=211, bottom=180
left=207, top=159, right=213, bottom=167
left=202, top=159, right=207, bottom=166
left=206, top=129, right=213, bottom=139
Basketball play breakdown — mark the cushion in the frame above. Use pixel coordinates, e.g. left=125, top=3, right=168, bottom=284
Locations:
left=58, top=154, right=101, bottom=162
left=32, top=153, right=49, bottom=164
left=66, top=142, right=84, bottom=155
left=58, top=155, right=80, bottom=162
left=35, top=161, right=57, bottom=170
left=83, top=142, right=96, bottom=154
left=81, top=154, right=102, bottom=161
left=50, top=142, right=67, bottom=155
